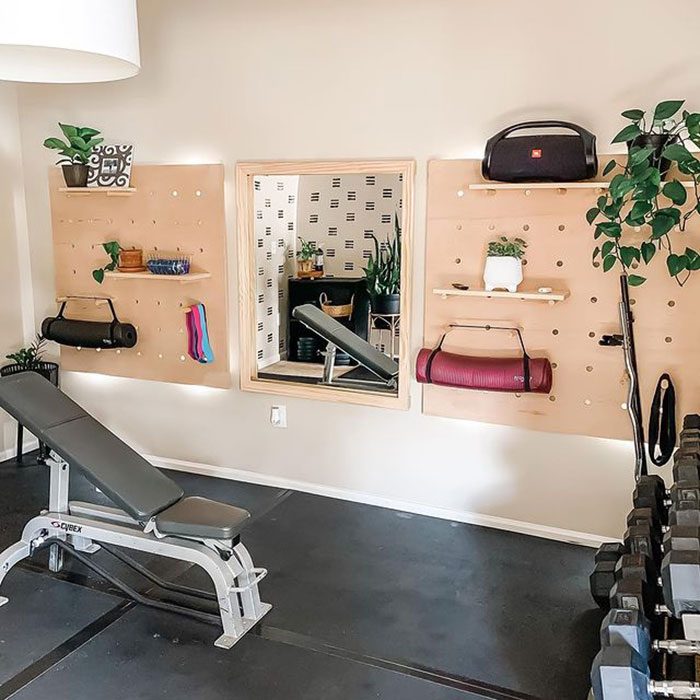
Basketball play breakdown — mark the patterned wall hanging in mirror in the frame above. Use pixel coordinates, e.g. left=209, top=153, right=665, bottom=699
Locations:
left=87, top=144, right=134, bottom=188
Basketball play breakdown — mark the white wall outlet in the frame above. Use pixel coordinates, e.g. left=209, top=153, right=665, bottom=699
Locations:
left=270, top=405, right=287, bottom=428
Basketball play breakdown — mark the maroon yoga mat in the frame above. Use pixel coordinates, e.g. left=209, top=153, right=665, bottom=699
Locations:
left=415, top=348, right=552, bottom=394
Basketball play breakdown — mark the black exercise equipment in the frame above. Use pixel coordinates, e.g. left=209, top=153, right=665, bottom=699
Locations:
left=481, top=120, right=598, bottom=182
left=648, top=374, right=676, bottom=468
left=42, top=296, right=137, bottom=349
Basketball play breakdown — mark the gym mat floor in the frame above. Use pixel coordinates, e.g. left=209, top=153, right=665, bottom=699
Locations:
left=0, top=453, right=603, bottom=699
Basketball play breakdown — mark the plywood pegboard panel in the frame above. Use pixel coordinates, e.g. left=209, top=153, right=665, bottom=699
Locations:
left=423, top=159, right=700, bottom=440
left=49, top=164, right=230, bottom=388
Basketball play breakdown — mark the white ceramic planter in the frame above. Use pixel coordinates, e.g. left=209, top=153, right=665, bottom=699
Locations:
left=483, top=256, right=523, bottom=292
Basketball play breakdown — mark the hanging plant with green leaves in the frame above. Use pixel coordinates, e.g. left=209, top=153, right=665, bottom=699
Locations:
left=587, top=100, right=700, bottom=287
left=92, top=241, right=122, bottom=284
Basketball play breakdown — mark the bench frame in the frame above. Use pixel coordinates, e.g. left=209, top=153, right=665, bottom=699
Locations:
left=0, top=455, right=271, bottom=649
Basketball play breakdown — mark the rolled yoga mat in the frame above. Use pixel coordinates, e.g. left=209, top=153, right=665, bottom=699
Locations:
left=41, top=317, right=138, bottom=349
left=415, top=348, right=552, bottom=394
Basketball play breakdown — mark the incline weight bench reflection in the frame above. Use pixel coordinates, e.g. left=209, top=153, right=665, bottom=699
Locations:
left=292, top=303, right=399, bottom=390
left=0, top=372, right=271, bottom=649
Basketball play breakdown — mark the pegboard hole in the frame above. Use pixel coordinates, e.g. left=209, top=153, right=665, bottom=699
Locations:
left=457, top=190, right=465, bottom=198
left=551, top=362, right=558, bottom=369
left=488, top=224, right=496, bottom=231
left=116, top=349, right=121, bottom=355
left=665, top=336, right=673, bottom=343
left=593, top=261, right=600, bottom=268
left=558, top=224, right=566, bottom=232
left=522, top=224, right=530, bottom=232
left=180, top=355, right=186, bottom=361
left=199, top=247, right=204, bottom=253
left=514, top=393, right=522, bottom=398
left=552, top=329, right=559, bottom=335
left=454, top=257, right=461, bottom=264
left=524, top=189, right=532, bottom=196
left=95, top=348, right=101, bottom=353
left=152, top=219, right=157, bottom=225
left=156, top=300, right=161, bottom=306
left=588, top=332, right=596, bottom=338
left=549, top=395, right=556, bottom=402
left=621, top=403, right=628, bottom=410
left=630, top=299, right=636, bottom=306
left=158, top=353, right=163, bottom=359
left=171, top=190, right=179, bottom=197
left=197, top=220, right=203, bottom=226
left=72, top=270, right=76, bottom=275
left=586, top=365, right=593, bottom=372
left=137, top=351, right=142, bottom=357
left=556, top=260, right=563, bottom=267
left=522, top=259, right=528, bottom=266
left=195, top=190, right=202, bottom=197
left=590, top=297, right=597, bottom=304
left=456, top=224, right=462, bottom=231
left=584, top=399, right=592, bottom=406
left=668, top=300, right=676, bottom=307
left=76, top=346, right=82, bottom=351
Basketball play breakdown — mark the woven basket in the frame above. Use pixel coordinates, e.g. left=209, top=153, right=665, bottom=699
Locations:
left=320, top=292, right=353, bottom=319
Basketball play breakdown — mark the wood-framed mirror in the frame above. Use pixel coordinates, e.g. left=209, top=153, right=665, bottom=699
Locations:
left=236, top=160, right=414, bottom=409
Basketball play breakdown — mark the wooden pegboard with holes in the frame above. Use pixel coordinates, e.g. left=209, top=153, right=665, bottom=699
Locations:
left=423, top=159, right=700, bottom=440
left=49, top=164, right=230, bottom=388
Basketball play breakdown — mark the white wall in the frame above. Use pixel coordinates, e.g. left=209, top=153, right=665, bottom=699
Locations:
left=13, top=0, right=700, bottom=540
left=0, top=83, right=31, bottom=457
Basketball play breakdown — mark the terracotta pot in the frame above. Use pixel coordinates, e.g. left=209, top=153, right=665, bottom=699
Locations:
left=118, top=248, right=144, bottom=270
left=297, top=259, right=314, bottom=276
left=61, top=164, right=88, bottom=187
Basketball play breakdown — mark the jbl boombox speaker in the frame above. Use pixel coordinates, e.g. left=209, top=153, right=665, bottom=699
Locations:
left=416, top=324, right=552, bottom=394
left=42, top=297, right=138, bottom=349
left=482, top=120, right=598, bottom=183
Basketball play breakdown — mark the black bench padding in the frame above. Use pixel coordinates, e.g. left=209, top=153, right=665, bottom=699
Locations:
left=155, top=496, right=250, bottom=540
left=292, top=304, right=399, bottom=383
left=0, top=373, right=183, bottom=521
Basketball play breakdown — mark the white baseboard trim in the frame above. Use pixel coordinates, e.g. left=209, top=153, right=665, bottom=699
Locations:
left=146, top=454, right=611, bottom=548
left=0, top=437, right=39, bottom=463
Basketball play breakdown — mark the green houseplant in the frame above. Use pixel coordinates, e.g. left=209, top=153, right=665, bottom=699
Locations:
left=363, top=213, right=402, bottom=315
left=92, top=241, right=122, bottom=283
left=588, top=100, right=700, bottom=287
left=296, top=237, right=317, bottom=277
left=43, top=123, right=103, bottom=187
left=483, top=236, right=527, bottom=293
left=5, top=334, right=47, bottom=370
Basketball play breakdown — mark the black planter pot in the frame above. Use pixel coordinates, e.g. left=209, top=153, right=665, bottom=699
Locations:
left=61, top=163, right=89, bottom=187
left=371, top=293, right=400, bottom=316
left=629, top=133, right=678, bottom=180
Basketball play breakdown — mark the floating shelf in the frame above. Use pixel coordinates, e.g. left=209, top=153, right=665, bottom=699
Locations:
left=59, top=187, right=137, bottom=197
left=467, top=181, right=695, bottom=192
left=104, top=270, right=211, bottom=283
left=433, top=287, right=569, bottom=303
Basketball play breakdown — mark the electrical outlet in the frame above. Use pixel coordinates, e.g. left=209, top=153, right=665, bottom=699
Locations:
left=270, top=405, right=287, bottom=428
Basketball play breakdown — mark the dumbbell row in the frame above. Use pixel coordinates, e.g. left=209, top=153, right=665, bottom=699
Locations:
left=590, top=415, right=700, bottom=699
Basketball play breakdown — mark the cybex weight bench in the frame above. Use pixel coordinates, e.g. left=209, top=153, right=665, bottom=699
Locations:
left=0, top=372, right=271, bottom=649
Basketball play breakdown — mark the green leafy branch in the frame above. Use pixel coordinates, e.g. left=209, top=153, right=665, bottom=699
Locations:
left=43, top=123, right=103, bottom=166
left=296, top=237, right=317, bottom=262
left=92, top=241, right=122, bottom=284
left=588, top=100, right=700, bottom=287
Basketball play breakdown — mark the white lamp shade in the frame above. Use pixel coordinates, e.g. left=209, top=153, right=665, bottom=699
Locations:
left=0, top=0, right=140, bottom=83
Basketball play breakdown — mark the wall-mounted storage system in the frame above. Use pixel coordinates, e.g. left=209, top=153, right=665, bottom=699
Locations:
left=423, top=159, right=700, bottom=439
left=49, top=164, right=230, bottom=388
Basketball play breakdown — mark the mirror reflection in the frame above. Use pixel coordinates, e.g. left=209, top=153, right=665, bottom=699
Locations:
left=252, top=172, right=404, bottom=395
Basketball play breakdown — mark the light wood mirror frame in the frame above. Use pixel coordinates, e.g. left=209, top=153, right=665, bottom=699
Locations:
left=236, top=160, right=415, bottom=409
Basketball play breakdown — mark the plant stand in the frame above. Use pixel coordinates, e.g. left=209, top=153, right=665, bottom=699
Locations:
left=369, top=312, right=400, bottom=360
left=0, top=362, right=59, bottom=465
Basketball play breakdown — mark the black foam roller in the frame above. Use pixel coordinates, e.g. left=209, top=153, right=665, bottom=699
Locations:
left=41, top=317, right=137, bottom=349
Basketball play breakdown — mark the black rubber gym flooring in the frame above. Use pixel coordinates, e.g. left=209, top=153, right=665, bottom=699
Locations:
left=0, top=453, right=603, bottom=699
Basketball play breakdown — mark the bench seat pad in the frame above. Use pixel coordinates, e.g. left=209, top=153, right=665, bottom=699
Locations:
left=155, top=496, right=250, bottom=540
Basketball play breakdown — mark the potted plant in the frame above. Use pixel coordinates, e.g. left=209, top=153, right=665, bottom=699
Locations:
left=588, top=99, right=700, bottom=287
left=363, top=214, right=401, bottom=315
left=92, top=241, right=145, bottom=283
left=483, top=236, right=527, bottom=292
left=296, top=237, right=317, bottom=277
left=43, top=123, right=103, bottom=187
left=1, top=335, right=58, bottom=384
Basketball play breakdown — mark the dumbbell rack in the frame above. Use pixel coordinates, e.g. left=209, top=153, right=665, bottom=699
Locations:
left=589, top=414, right=700, bottom=698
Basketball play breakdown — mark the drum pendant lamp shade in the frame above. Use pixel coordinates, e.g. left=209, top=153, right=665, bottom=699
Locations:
left=0, top=0, right=141, bottom=83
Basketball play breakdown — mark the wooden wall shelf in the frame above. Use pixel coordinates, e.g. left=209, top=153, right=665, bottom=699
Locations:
left=104, top=270, right=211, bottom=283
left=433, top=288, right=569, bottom=303
left=59, top=187, right=137, bottom=197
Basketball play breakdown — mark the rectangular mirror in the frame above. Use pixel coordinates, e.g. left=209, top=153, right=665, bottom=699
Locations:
left=236, top=161, right=414, bottom=409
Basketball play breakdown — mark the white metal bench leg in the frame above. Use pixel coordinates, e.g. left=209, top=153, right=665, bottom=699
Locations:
left=232, top=541, right=268, bottom=621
